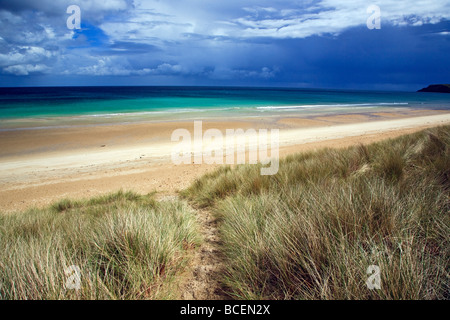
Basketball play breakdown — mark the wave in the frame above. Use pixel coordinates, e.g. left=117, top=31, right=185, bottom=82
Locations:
left=255, top=103, right=409, bottom=110
left=78, top=109, right=206, bottom=118
left=74, top=106, right=246, bottom=118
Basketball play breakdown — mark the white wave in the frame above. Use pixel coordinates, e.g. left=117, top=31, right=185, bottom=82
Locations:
left=76, top=108, right=211, bottom=118
left=255, top=103, right=408, bottom=110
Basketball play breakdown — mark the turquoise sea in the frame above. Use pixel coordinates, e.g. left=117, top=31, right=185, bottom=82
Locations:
left=0, top=86, right=449, bottom=130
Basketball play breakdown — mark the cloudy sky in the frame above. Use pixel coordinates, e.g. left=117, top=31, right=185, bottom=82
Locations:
left=0, top=0, right=449, bottom=90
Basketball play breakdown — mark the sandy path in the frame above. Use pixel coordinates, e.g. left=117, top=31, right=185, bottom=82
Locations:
left=180, top=206, right=229, bottom=300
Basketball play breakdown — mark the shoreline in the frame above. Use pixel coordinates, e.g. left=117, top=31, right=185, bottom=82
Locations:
left=0, top=105, right=447, bottom=132
left=1, top=109, right=450, bottom=213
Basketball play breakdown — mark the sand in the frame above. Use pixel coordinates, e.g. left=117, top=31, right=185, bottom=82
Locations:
left=1, top=109, right=449, bottom=213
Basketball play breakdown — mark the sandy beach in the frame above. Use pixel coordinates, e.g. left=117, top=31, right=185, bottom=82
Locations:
left=1, top=108, right=449, bottom=212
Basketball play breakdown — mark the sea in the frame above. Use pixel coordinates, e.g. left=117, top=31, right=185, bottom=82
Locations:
left=0, top=86, right=449, bottom=130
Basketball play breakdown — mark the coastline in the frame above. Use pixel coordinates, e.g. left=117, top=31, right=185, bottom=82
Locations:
left=1, top=108, right=450, bottom=212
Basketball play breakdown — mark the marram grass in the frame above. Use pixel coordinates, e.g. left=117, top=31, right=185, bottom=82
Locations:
left=0, top=191, right=201, bottom=300
left=182, top=125, right=450, bottom=300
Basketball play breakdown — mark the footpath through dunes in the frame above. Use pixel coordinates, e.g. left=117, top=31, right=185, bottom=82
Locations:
left=177, top=202, right=229, bottom=300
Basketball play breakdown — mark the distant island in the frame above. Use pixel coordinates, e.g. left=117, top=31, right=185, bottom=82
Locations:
left=417, top=84, right=450, bottom=93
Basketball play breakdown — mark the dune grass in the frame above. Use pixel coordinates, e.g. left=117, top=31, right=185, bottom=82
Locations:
left=0, top=190, right=201, bottom=300
left=182, top=125, right=450, bottom=300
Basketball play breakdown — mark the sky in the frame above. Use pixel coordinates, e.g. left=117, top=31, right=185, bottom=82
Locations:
left=0, top=0, right=449, bottom=90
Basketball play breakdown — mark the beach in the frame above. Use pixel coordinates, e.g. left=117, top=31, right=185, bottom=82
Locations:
left=1, top=108, right=449, bottom=212
left=3, top=0, right=450, bottom=303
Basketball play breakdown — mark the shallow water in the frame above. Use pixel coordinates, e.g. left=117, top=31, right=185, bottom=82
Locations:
left=1, top=86, right=449, bottom=130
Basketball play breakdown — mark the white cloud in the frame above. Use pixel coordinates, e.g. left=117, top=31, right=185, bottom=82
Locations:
left=229, top=0, right=450, bottom=38
left=209, top=66, right=279, bottom=80
left=72, top=57, right=186, bottom=76
left=0, top=1, right=132, bottom=76
left=3, top=63, right=49, bottom=75
left=94, top=0, right=450, bottom=44
left=0, top=46, right=53, bottom=67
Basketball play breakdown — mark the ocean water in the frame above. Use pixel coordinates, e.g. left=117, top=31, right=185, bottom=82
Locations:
left=0, top=86, right=449, bottom=129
